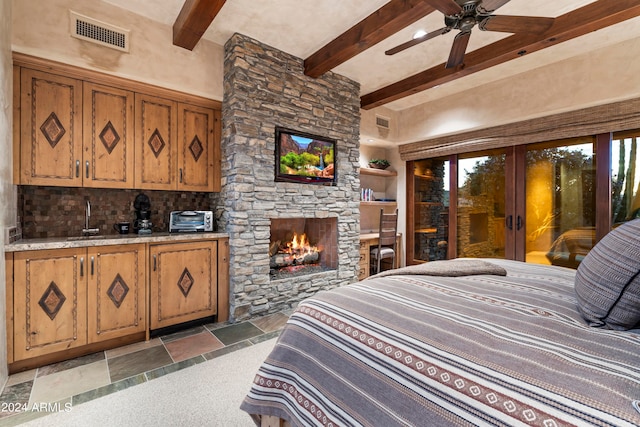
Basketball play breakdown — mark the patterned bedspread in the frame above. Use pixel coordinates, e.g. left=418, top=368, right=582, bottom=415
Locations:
left=241, top=259, right=640, bottom=427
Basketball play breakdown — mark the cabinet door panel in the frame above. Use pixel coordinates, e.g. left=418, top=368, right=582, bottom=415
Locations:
left=13, top=249, right=87, bottom=360
left=178, top=104, right=214, bottom=191
left=87, top=244, right=146, bottom=343
left=20, top=69, right=83, bottom=186
left=135, top=94, right=178, bottom=190
left=83, top=82, right=134, bottom=188
left=150, top=241, right=217, bottom=329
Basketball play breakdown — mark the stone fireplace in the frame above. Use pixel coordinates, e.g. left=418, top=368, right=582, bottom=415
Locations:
left=220, top=33, right=361, bottom=321
left=269, top=217, right=338, bottom=279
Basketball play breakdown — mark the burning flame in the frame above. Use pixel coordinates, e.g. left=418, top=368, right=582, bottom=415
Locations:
left=285, top=233, right=317, bottom=256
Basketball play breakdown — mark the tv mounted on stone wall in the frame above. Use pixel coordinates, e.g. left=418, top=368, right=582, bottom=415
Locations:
left=274, top=126, right=337, bottom=185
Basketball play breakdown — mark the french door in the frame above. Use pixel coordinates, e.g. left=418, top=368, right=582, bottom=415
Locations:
left=408, top=129, right=640, bottom=267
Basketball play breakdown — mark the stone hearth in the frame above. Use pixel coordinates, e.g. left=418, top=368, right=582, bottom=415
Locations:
left=220, top=34, right=361, bottom=321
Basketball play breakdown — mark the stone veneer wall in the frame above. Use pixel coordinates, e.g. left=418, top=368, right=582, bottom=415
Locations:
left=221, top=33, right=361, bottom=321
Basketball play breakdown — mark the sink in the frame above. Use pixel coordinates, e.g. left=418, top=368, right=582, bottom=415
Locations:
left=66, top=235, right=106, bottom=241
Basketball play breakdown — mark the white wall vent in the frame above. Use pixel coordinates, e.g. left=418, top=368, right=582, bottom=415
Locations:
left=375, top=115, right=391, bottom=130
left=69, top=11, right=130, bottom=52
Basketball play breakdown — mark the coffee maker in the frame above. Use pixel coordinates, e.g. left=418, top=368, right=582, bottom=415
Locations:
left=133, top=193, right=152, bottom=234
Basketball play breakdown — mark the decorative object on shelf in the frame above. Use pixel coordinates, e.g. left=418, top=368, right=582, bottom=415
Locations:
left=368, top=159, right=390, bottom=170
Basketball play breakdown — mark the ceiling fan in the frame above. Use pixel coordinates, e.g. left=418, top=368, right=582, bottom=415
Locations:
left=385, top=0, right=555, bottom=68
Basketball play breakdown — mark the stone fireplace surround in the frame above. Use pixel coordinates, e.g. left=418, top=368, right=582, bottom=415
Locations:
left=220, top=33, right=361, bottom=321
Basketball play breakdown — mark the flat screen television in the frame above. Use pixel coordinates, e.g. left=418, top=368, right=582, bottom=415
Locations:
left=274, top=127, right=337, bottom=185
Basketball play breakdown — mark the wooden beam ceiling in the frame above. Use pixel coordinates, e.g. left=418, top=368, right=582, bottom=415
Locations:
left=360, top=0, right=640, bottom=109
left=304, top=0, right=439, bottom=78
left=173, top=0, right=227, bottom=50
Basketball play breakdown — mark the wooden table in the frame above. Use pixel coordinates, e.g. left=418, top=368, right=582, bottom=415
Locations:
left=358, top=233, right=402, bottom=281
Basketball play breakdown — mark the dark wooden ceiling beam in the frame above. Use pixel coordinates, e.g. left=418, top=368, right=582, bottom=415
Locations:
left=361, top=0, right=640, bottom=109
left=173, top=0, right=227, bottom=50
left=304, top=0, right=439, bottom=78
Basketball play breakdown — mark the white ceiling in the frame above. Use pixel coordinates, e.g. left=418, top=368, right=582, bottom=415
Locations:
left=102, top=0, right=639, bottom=111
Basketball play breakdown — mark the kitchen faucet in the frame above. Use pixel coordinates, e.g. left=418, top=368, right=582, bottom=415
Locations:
left=82, top=200, right=100, bottom=236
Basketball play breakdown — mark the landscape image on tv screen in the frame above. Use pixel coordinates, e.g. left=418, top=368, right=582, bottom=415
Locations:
left=275, top=127, right=336, bottom=184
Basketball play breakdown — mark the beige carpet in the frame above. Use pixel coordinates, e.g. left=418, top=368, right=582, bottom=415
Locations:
left=21, top=338, right=277, bottom=427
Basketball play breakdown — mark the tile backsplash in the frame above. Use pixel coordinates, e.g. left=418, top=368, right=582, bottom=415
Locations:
left=18, top=186, right=216, bottom=239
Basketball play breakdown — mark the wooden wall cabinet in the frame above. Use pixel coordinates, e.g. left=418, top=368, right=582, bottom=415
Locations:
left=149, top=240, right=218, bottom=329
left=19, top=69, right=84, bottom=187
left=83, top=82, right=135, bottom=188
left=134, top=95, right=219, bottom=192
left=11, top=244, right=146, bottom=362
left=134, top=93, right=178, bottom=190
left=19, top=70, right=135, bottom=188
left=178, top=103, right=220, bottom=192
left=14, top=56, right=221, bottom=192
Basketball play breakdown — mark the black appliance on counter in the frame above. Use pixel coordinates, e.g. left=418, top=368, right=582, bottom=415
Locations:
left=133, top=193, right=152, bottom=234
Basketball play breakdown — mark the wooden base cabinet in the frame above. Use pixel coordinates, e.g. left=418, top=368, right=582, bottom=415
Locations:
left=13, top=248, right=87, bottom=361
left=149, top=241, right=218, bottom=330
left=11, top=244, right=146, bottom=362
left=86, top=244, right=146, bottom=344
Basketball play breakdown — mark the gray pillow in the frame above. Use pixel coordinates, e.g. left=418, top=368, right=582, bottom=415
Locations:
left=574, top=219, right=640, bottom=330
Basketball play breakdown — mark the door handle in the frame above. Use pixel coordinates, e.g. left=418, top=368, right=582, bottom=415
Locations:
left=179, top=168, right=183, bottom=183
left=90, top=256, right=94, bottom=276
left=506, top=215, right=513, bottom=230
left=76, top=160, right=80, bottom=178
left=80, top=257, right=84, bottom=277
left=153, top=255, right=157, bottom=271
left=516, top=215, right=523, bottom=231
left=86, top=161, right=90, bottom=179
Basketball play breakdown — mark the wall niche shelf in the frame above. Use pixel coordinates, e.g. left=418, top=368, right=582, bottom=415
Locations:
left=361, top=168, right=397, bottom=177
left=360, top=201, right=397, bottom=206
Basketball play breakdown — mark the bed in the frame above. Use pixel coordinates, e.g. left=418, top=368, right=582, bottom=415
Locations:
left=241, top=223, right=640, bottom=427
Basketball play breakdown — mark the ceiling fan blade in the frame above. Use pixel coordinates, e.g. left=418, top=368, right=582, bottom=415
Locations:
left=446, top=31, right=471, bottom=69
left=385, top=27, right=450, bottom=55
left=425, top=0, right=462, bottom=16
left=477, top=0, right=511, bottom=13
left=479, top=15, right=555, bottom=34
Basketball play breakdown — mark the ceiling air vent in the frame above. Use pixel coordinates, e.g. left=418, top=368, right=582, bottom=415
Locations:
left=375, top=115, right=391, bottom=130
left=69, top=11, right=130, bottom=52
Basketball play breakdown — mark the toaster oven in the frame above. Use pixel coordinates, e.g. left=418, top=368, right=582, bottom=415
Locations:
left=169, top=210, right=214, bottom=233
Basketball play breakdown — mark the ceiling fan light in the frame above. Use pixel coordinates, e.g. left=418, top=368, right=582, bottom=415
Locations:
left=412, top=30, right=427, bottom=39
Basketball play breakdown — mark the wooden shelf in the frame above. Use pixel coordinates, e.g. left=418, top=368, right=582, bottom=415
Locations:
left=361, top=168, right=397, bottom=177
left=360, top=201, right=397, bottom=207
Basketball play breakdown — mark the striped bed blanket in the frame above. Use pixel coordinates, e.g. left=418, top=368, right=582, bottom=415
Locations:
left=241, top=259, right=640, bottom=426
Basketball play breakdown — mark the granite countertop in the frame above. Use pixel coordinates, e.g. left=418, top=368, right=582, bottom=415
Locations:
left=4, top=232, right=229, bottom=252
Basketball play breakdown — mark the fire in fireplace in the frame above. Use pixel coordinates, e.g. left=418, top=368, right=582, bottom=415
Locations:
left=270, top=233, right=320, bottom=268
left=269, top=218, right=337, bottom=279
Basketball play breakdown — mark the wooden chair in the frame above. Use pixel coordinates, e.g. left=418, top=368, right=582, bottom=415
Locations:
left=370, top=209, right=398, bottom=274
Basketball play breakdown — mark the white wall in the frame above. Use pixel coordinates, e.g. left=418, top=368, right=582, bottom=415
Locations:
left=12, top=0, right=224, bottom=100
left=396, top=35, right=640, bottom=144
left=0, top=0, right=13, bottom=386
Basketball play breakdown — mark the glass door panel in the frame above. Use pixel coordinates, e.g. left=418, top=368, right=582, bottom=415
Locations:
left=525, top=138, right=595, bottom=269
left=457, top=151, right=506, bottom=259
left=612, top=129, right=640, bottom=226
left=412, top=158, right=449, bottom=262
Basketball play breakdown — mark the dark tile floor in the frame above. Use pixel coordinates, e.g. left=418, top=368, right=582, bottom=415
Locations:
left=0, top=312, right=289, bottom=426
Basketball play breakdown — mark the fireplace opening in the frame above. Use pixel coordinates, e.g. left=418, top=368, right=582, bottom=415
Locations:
left=270, top=217, right=337, bottom=280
